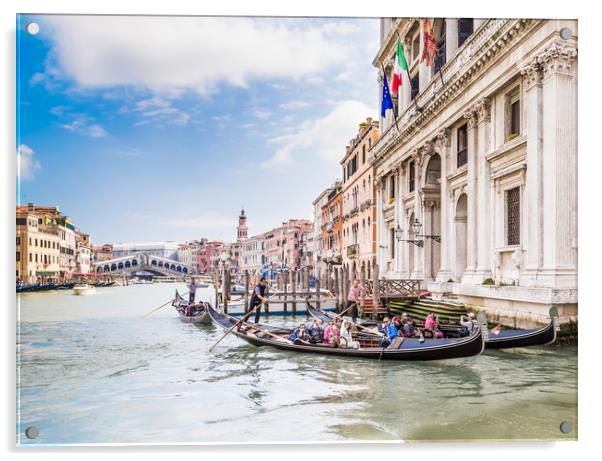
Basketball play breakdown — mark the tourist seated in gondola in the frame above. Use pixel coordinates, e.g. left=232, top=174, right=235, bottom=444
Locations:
left=459, top=312, right=478, bottom=337
left=308, top=319, right=325, bottom=344
left=323, top=320, right=340, bottom=346
left=378, top=317, right=399, bottom=347
left=424, top=312, right=444, bottom=339
left=288, top=324, right=311, bottom=343
left=391, top=315, right=403, bottom=332
left=339, top=320, right=360, bottom=349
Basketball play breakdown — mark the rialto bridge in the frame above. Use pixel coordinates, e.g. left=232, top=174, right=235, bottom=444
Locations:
left=94, top=253, right=191, bottom=276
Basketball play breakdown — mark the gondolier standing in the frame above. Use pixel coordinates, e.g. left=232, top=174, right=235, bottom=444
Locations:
left=346, top=280, right=362, bottom=323
left=187, top=277, right=198, bottom=304
left=249, top=277, right=270, bottom=323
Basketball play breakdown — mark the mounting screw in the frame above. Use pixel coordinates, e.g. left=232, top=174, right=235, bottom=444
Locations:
left=25, top=426, right=39, bottom=439
left=559, top=421, right=573, bottom=434
left=25, top=22, right=40, bottom=36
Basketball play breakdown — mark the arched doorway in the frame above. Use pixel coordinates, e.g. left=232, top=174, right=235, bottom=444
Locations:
left=454, top=194, right=468, bottom=281
left=424, top=153, right=442, bottom=279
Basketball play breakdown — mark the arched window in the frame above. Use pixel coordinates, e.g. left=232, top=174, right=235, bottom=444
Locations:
left=118, top=262, right=124, bottom=269
left=151, top=260, right=157, bottom=266
left=96, top=267, right=102, bottom=273
left=132, top=259, right=138, bottom=266
left=104, top=265, right=110, bottom=271
left=125, top=261, right=131, bottom=268
left=111, top=263, right=117, bottom=271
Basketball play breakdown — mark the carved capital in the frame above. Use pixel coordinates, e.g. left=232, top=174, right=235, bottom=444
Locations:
left=520, top=58, right=543, bottom=89
left=474, top=97, right=491, bottom=124
left=410, top=148, right=424, bottom=168
left=537, top=43, right=577, bottom=79
left=434, top=128, right=451, bottom=148
left=463, top=107, right=478, bottom=129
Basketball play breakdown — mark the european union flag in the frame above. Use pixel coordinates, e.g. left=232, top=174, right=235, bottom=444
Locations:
left=381, top=72, right=394, bottom=118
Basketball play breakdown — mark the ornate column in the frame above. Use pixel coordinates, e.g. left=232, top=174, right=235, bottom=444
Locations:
left=375, top=175, right=384, bottom=269
left=412, top=147, right=427, bottom=280
left=445, top=19, right=459, bottom=60
left=434, top=128, right=453, bottom=282
left=539, top=43, right=578, bottom=289
left=521, top=57, right=544, bottom=279
left=394, top=162, right=404, bottom=275
left=462, top=107, right=479, bottom=282
left=475, top=97, right=493, bottom=280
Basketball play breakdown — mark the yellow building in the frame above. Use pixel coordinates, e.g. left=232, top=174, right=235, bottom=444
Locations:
left=16, top=209, right=60, bottom=283
left=340, top=117, right=380, bottom=280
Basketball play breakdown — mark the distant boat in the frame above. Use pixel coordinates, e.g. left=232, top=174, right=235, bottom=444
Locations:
left=172, top=290, right=211, bottom=324
left=73, top=284, right=96, bottom=296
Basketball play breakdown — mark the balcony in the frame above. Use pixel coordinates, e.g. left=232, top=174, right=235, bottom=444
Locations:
left=346, top=244, right=359, bottom=259
left=350, top=207, right=359, bottom=217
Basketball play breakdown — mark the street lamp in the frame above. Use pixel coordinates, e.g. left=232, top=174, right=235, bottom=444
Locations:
left=396, top=222, right=424, bottom=247
left=413, top=218, right=441, bottom=243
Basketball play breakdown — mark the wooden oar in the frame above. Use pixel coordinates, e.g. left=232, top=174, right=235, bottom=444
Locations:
left=141, top=290, right=189, bottom=318
left=208, top=289, right=281, bottom=352
left=239, top=321, right=293, bottom=344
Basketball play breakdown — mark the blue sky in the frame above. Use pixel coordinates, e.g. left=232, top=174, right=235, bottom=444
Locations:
left=17, top=14, right=378, bottom=244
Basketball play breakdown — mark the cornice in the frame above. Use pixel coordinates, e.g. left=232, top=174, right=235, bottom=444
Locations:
left=371, top=19, right=542, bottom=170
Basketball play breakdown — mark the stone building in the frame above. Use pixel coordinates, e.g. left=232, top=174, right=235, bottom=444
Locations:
left=16, top=208, right=60, bottom=283
left=320, top=181, right=343, bottom=267
left=371, top=19, right=577, bottom=324
left=311, top=185, right=335, bottom=275
left=340, top=117, right=380, bottom=280
left=75, top=231, right=92, bottom=274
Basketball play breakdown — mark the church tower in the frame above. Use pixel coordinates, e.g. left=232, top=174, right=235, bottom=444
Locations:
left=237, top=208, right=248, bottom=242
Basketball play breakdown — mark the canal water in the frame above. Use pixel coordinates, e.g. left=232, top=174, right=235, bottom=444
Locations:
left=17, top=283, right=577, bottom=445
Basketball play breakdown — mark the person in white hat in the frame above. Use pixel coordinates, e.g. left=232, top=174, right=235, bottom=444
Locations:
left=459, top=312, right=477, bottom=336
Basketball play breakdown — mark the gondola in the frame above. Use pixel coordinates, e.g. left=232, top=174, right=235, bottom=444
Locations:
left=172, top=290, right=212, bottom=324
left=307, top=304, right=559, bottom=349
left=485, top=306, right=559, bottom=349
left=55, top=282, right=75, bottom=290
left=207, top=305, right=485, bottom=361
left=16, top=283, right=40, bottom=293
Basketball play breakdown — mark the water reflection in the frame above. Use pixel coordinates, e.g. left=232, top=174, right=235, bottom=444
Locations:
left=17, top=284, right=577, bottom=444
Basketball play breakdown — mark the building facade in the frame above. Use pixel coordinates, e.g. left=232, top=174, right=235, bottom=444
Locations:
left=320, top=181, right=343, bottom=267
left=341, top=117, right=380, bottom=280
left=93, top=244, right=113, bottom=263
left=112, top=242, right=179, bottom=260
left=75, top=231, right=92, bottom=274
left=372, top=19, right=578, bottom=323
left=16, top=209, right=60, bottom=283
left=312, top=186, right=334, bottom=275
left=240, top=232, right=267, bottom=274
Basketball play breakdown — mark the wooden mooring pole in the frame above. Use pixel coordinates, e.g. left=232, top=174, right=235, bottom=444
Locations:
left=244, top=270, right=249, bottom=314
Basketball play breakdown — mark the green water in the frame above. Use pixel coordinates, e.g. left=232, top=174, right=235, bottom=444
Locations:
left=16, top=283, right=577, bottom=445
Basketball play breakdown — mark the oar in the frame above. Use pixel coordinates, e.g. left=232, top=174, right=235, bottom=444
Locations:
left=208, top=289, right=281, bottom=353
left=238, top=320, right=293, bottom=344
left=141, top=290, right=189, bottom=318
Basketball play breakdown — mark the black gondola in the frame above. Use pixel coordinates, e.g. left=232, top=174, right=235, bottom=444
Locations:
left=485, top=306, right=559, bottom=349
left=307, top=304, right=559, bottom=350
left=207, top=306, right=485, bottom=361
left=172, top=290, right=211, bottom=324
left=55, top=283, right=75, bottom=290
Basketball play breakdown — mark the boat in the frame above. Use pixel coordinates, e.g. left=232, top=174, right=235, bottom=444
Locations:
left=485, top=306, right=559, bottom=349
left=72, top=284, right=96, bottom=295
left=222, top=290, right=338, bottom=317
left=307, top=303, right=559, bottom=349
left=172, top=290, right=212, bottom=324
left=207, top=305, right=485, bottom=361
left=16, top=283, right=40, bottom=293
left=55, top=283, right=75, bottom=290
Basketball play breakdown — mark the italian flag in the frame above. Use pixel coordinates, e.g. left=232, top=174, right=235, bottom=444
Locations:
left=391, top=38, right=410, bottom=95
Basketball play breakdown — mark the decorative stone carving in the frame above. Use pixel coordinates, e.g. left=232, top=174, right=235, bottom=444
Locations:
left=520, top=58, right=542, bottom=89
left=434, top=128, right=451, bottom=148
left=463, top=107, right=478, bottom=128
left=537, top=43, right=577, bottom=78
left=474, top=97, right=491, bottom=123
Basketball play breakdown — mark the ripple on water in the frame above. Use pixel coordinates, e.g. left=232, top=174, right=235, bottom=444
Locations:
left=17, top=285, right=577, bottom=444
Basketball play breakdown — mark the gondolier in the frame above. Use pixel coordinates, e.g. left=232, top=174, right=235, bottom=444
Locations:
left=249, top=277, right=270, bottom=323
left=346, top=280, right=362, bottom=323
left=187, top=277, right=198, bottom=304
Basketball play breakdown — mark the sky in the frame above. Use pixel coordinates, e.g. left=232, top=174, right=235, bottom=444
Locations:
left=16, top=14, right=379, bottom=245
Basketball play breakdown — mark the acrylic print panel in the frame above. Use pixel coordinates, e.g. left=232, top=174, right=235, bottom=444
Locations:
left=16, top=14, right=578, bottom=445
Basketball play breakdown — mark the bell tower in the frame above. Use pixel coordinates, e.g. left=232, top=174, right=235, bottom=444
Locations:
left=237, top=208, right=248, bottom=242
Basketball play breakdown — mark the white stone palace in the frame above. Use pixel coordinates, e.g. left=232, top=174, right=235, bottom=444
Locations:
left=371, top=19, right=577, bottom=325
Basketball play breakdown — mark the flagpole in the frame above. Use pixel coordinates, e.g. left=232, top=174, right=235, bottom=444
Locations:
left=380, top=62, right=399, bottom=132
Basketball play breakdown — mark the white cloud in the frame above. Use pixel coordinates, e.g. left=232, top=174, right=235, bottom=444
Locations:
left=49, top=105, right=69, bottom=116
left=61, top=117, right=108, bottom=138
left=253, top=109, right=271, bottom=119
left=40, top=16, right=356, bottom=95
left=213, top=114, right=232, bottom=123
left=280, top=100, right=311, bottom=110
left=262, top=100, right=376, bottom=167
left=132, top=97, right=190, bottom=126
left=17, top=144, right=41, bottom=180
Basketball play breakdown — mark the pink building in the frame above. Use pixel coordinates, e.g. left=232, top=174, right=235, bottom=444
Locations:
left=194, top=239, right=224, bottom=274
